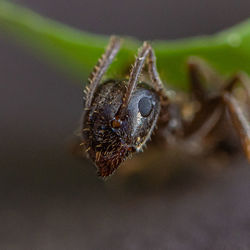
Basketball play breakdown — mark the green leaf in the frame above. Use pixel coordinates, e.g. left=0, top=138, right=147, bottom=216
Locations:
left=1, top=0, right=250, bottom=90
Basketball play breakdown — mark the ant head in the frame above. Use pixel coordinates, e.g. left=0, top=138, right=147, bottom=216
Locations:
left=82, top=79, right=161, bottom=177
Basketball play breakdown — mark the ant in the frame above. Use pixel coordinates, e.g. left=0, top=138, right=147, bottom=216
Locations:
left=79, top=36, right=250, bottom=178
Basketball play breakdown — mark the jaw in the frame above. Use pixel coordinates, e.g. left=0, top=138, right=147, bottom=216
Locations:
left=94, top=145, right=132, bottom=178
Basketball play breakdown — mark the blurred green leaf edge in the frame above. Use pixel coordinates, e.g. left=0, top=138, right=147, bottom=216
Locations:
left=1, top=0, right=250, bottom=90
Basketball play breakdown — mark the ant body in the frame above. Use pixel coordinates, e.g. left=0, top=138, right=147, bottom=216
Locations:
left=79, top=36, right=250, bottom=178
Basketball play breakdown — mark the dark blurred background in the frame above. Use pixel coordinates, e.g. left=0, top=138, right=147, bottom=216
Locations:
left=1, top=0, right=250, bottom=249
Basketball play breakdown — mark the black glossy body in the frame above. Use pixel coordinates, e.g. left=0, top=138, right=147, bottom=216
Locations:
left=82, top=80, right=161, bottom=177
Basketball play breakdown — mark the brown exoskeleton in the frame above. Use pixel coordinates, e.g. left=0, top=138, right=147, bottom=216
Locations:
left=79, top=36, right=250, bottom=178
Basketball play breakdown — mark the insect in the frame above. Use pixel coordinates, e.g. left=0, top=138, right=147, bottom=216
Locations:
left=79, top=36, right=250, bottom=178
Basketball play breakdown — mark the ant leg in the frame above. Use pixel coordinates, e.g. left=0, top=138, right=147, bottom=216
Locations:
left=116, top=42, right=168, bottom=123
left=222, top=73, right=250, bottom=160
left=187, top=58, right=207, bottom=103
left=116, top=42, right=168, bottom=120
left=179, top=59, right=233, bottom=151
left=183, top=98, right=223, bottom=149
left=116, top=42, right=163, bottom=119
left=187, top=57, right=223, bottom=103
left=181, top=62, right=250, bottom=158
left=183, top=58, right=224, bottom=140
left=156, top=57, right=219, bottom=141
left=146, top=44, right=165, bottom=93
left=223, top=72, right=250, bottom=98
left=146, top=43, right=169, bottom=125
left=74, top=37, right=120, bottom=158
left=84, top=36, right=121, bottom=109
left=185, top=72, right=250, bottom=157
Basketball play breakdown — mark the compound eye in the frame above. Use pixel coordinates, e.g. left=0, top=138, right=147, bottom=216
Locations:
left=138, top=97, right=153, bottom=117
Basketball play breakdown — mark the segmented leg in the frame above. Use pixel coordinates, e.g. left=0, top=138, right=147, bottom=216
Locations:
left=84, top=36, right=121, bottom=109
left=222, top=73, right=250, bottom=160
left=116, top=42, right=168, bottom=121
left=75, top=37, right=121, bottom=157
left=183, top=60, right=250, bottom=159
left=223, top=72, right=250, bottom=98
left=147, top=44, right=169, bottom=125
left=187, top=58, right=207, bottom=103
left=187, top=57, right=223, bottom=102
left=184, top=59, right=224, bottom=140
